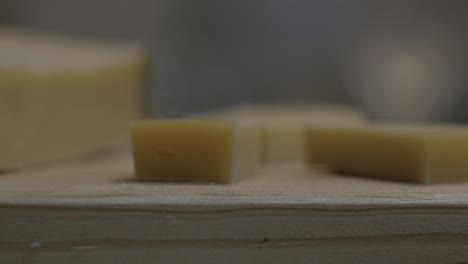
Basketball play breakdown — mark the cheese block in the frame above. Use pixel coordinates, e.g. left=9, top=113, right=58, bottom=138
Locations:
left=190, top=104, right=366, bottom=164
left=307, top=124, right=468, bottom=184
left=0, top=28, right=146, bottom=169
left=131, top=120, right=262, bottom=183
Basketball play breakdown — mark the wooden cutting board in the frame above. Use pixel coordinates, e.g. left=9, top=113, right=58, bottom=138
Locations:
left=2, top=151, right=468, bottom=264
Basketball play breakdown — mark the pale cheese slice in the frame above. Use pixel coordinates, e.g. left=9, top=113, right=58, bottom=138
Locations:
left=0, top=28, right=146, bottom=169
left=131, top=119, right=262, bottom=183
left=190, top=104, right=366, bottom=164
left=307, top=124, right=468, bottom=184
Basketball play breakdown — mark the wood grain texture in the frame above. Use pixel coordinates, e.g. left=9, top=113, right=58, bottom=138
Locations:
left=2, top=151, right=468, bottom=263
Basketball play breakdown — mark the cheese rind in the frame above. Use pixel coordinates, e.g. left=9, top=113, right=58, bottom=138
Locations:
left=0, top=28, right=142, bottom=72
left=307, top=125, right=468, bottom=184
left=131, top=120, right=262, bottom=183
left=0, top=29, right=145, bottom=169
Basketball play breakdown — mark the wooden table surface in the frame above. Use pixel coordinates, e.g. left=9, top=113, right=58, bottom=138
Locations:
left=2, top=151, right=468, bottom=264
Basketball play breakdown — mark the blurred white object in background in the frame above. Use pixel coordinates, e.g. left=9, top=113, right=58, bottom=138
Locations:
left=347, top=43, right=459, bottom=121
left=345, top=2, right=464, bottom=122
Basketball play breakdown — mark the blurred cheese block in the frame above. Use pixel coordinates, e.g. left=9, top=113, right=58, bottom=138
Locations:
left=131, top=120, right=262, bottom=183
left=190, top=104, right=366, bottom=164
left=0, top=28, right=146, bottom=169
left=307, top=124, right=468, bottom=184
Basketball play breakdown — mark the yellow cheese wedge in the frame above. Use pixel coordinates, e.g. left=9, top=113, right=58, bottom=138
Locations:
left=190, top=104, right=366, bottom=164
left=0, top=28, right=146, bottom=169
left=131, top=120, right=262, bottom=183
left=307, top=125, right=468, bottom=184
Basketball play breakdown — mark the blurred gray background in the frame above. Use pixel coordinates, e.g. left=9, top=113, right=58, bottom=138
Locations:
left=1, top=0, right=468, bottom=122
